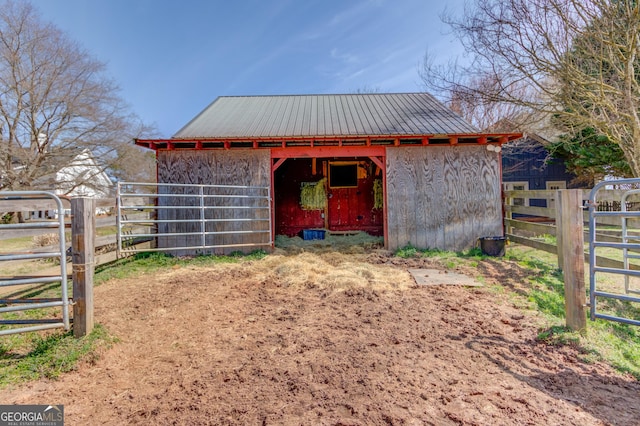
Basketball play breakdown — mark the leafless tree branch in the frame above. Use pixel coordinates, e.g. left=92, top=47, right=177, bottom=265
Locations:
left=0, top=0, right=156, bottom=192
left=422, top=0, right=640, bottom=176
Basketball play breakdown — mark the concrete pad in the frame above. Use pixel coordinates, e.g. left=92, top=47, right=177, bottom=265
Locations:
left=408, top=268, right=483, bottom=287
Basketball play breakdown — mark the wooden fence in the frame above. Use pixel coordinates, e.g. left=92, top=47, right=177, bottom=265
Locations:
left=4, top=189, right=631, bottom=336
left=504, top=188, right=640, bottom=331
left=0, top=197, right=152, bottom=266
left=1, top=196, right=151, bottom=337
left=504, top=188, right=640, bottom=270
left=504, top=189, right=587, bottom=330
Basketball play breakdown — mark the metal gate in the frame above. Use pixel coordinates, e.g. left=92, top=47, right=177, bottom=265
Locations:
left=0, top=191, right=71, bottom=335
left=588, top=179, right=640, bottom=326
left=116, top=182, right=272, bottom=256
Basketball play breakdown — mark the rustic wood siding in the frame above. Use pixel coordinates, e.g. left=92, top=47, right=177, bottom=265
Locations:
left=157, top=150, right=270, bottom=186
left=386, top=146, right=502, bottom=251
left=156, top=150, right=271, bottom=254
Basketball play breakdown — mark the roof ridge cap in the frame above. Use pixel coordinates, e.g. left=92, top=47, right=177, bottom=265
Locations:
left=217, top=92, right=430, bottom=99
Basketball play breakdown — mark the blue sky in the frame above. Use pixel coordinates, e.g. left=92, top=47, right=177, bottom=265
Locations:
left=30, top=0, right=465, bottom=137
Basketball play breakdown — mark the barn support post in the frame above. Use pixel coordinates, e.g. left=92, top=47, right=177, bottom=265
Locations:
left=557, top=189, right=587, bottom=332
left=71, top=197, right=95, bottom=338
left=368, top=155, right=388, bottom=249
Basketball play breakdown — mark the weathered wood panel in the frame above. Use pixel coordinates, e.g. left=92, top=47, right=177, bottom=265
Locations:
left=157, top=150, right=270, bottom=186
left=156, top=150, right=271, bottom=254
left=475, top=147, right=503, bottom=242
left=71, top=198, right=95, bottom=338
left=443, top=148, right=465, bottom=250
left=386, top=146, right=502, bottom=251
left=422, top=148, right=446, bottom=250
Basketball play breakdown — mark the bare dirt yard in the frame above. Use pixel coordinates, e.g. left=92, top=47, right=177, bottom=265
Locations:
left=4, top=248, right=640, bottom=425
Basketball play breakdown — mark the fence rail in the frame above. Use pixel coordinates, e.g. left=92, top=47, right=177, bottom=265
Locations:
left=504, top=186, right=640, bottom=329
left=0, top=191, right=70, bottom=335
left=1, top=194, right=151, bottom=337
left=117, top=182, right=272, bottom=257
left=504, top=188, right=640, bottom=266
left=588, top=179, right=640, bottom=327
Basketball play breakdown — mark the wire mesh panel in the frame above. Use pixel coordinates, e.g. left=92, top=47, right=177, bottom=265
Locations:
left=0, top=191, right=71, bottom=335
left=588, top=179, right=640, bottom=326
left=117, top=182, right=272, bottom=257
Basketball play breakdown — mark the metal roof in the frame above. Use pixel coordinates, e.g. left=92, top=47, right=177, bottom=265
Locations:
left=172, top=93, right=480, bottom=139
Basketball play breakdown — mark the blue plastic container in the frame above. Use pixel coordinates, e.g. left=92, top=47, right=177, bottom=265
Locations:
left=301, top=229, right=326, bottom=240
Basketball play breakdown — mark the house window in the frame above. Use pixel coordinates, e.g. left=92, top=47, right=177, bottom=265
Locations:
left=503, top=181, right=529, bottom=206
left=546, top=181, right=566, bottom=209
left=329, top=162, right=358, bottom=188
left=546, top=181, right=566, bottom=191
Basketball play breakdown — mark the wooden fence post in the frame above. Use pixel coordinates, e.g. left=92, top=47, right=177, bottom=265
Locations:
left=555, top=189, right=564, bottom=270
left=71, top=197, right=95, bottom=337
left=557, top=190, right=587, bottom=332
left=505, top=192, right=513, bottom=236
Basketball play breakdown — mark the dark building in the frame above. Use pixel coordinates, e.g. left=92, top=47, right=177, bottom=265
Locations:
left=502, top=135, right=588, bottom=208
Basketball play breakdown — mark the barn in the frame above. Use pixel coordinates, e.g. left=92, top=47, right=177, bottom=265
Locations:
left=135, top=93, right=521, bottom=253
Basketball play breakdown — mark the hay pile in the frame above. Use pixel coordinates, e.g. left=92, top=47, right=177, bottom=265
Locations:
left=251, top=251, right=413, bottom=291
left=166, top=234, right=409, bottom=292
left=275, top=232, right=383, bottom=253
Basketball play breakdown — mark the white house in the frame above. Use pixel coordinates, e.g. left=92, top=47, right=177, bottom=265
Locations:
left=30, top=149, right=113, bottom=219
left=54, top=149, right=113, bottom=198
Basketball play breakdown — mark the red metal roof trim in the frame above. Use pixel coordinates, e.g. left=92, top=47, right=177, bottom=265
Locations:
left=135, top=133, right=522, bottom=151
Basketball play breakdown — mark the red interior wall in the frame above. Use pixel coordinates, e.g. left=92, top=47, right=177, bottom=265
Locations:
left=274, top=157, right=383, bottom=237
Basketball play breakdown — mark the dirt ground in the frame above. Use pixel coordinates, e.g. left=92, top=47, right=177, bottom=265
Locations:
left=4, top=248, right=640, bottom=425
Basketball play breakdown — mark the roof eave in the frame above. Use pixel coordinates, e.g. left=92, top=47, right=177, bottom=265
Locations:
left=135, top=133, right=522, bottom=151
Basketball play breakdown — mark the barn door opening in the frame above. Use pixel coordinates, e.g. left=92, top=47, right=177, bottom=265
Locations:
left=273, top=157, right=383, bottom=237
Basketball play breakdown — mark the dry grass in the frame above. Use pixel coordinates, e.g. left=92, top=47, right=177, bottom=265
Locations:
left=259, top=234, right=409, bottom=291
left=169, top=249, right=413, bottom=293
left=250, top=251, right=413, bottom=291
left=31, top=233, right=60, bottom=248
left=275, top=232, right=383, bottom=253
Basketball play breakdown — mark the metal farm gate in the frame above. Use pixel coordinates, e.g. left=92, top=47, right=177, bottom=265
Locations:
left=116, top=182, right=272, bottom=256
left=0, top=191, right=71, bottom=335
left=588, top=179, right=640, bottom=326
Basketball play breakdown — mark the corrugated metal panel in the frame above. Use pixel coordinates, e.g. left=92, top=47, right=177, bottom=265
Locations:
left=172, top=93, right=479, bottom=139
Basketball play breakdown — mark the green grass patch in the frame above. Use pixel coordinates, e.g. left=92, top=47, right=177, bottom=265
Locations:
left=395, top=245, right=492, bottom=269
left=506, top=244, right=640, bottom=380
left=96, top=226, right=117, bottom=237
left=532, top=234, right=557, bottom=245
left=94, top=250, right=268, bottom=284
left=0, top=236, right=39, bottom=252
left=396, top=244, right=420, bottom=258
left=395, top=244, right=487, bottom=261
left=0, top=325, right=115, bottom=387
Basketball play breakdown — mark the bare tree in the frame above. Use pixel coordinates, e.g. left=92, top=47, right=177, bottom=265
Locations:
left=444, top=74, right=531, bottom=131
left=422, top=0, right=640, bottom=176
left=0, top=0, right=154, bottom=192
left=353, top=85, right=382, bottom=94
left=110, top=143, right=157, bottom=184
